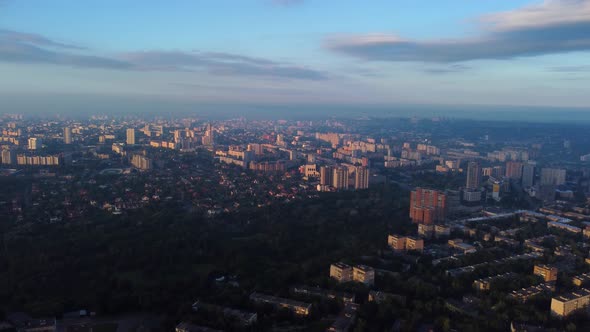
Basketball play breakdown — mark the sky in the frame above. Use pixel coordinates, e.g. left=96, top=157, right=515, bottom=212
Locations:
left=1, top=0, right=590, bottom=114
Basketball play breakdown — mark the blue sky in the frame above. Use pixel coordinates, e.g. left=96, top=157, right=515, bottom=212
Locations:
left=1, top=0, right=590, bottom=110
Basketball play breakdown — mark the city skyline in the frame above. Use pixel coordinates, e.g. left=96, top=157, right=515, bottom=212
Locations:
left=1, top=0, right=590, bottom=112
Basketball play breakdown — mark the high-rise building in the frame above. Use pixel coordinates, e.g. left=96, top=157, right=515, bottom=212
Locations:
left=320, top=166, right=333, bottom=186
left=541, top=168, right=566, bottom=186
left=247, top=143, right=263, bottom=155
left=354, top=166, right=369, bottom=190
left=28, top=137, right=40, bottom=150
left=131, top=154, right=152, bottom=170
left=126, top=128, right=136, bottom=145
left=505, top=161, right=523, bottom=180
left=465, top=161, right=481, bottom=189
left=202, top=123, right=215, bottom=146
left=332, top=166, right=349, bottom=190
left=63, top=127, right=72, bottom=144
left=522, top=162, right=535, bottom=187
left=491, top=165, right=505, bottom=178
left=410, top=188, right=446, bottom=224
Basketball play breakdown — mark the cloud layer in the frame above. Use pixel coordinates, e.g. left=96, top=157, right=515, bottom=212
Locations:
left=326, top=0, right=590, bottom=62
left=0, top=29, right=326, bottom=80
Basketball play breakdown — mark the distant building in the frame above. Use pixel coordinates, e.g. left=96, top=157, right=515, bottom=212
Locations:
left=387, top=235, right=407, bottom=251
left=249, top=161, right=285, bottom=173
left=354, top=166, right=369, bottom=189
left=510, top=283, right=555, bottom=303
left=434, top=225, right=451, bottom=238
left=292, top=286, right=355, bottom=303
left=131, top=154, right=152, bottom=170
left=548, top=221, right=581, bottom=233
left=387, top=235, right=424, bottom=252
left=522, top=162, right=535, bottom=187
left=28, top=137, right=40, bottom=150
left=1, top=148, right=16, bottom=165
left=16, top=154, right=60, bottom=166
left=63, top=127, right=72, bottom=144
left=551, top=288, right=590, bottom=317
left=492, top=165, right=505, bottom=178
left=473, top=272, right=514, bottom=291
left=462, top=189, right=482, bottom=204
left=249, top=292, right=311, bottom=316
left=448, top=239, right=477, bottom=254
left=541, top=168, right=566, bottom=186
left=466, top=161, right=481, bottom=189
left=247, top=143, right=263, bottom=155
left=327, top=303, right=358, bottom=332
left=330, top=262, right=353, bottom=282
left=320, top=165, right=333, bottom=186
left=534, top=264, right=558, bottom=282
left=417, top=223, right=434, bottom=238
left=217, top=148, right=255, bottom=167
left=332, top=166, right=349, bottom=190
left=126, top=128, right=135, bottom=145
left=405, top=236, right=424, bottom=251
left=352, top=265, right=375, bottom=285
left=505, top=161, right=523, bottom=180
left=303, top=164, right=319, bottom=178
left=410, top=188, right=447, bottom=224
left=572, top=272, right=590, bottom=287
left=202, top=124, right=215, bottom=146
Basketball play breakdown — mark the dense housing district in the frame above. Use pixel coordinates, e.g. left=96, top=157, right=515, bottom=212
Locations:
left=2, top=114, right=590, bottom=331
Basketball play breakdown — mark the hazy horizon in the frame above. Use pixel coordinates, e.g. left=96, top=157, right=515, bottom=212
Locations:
left=2, top=0, right=590, bottom=110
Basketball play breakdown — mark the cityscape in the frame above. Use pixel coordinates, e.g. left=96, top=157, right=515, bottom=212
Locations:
left=2, top=0, right=590, bottom=331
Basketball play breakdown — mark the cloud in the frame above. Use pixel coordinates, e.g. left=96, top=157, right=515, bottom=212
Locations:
left=122, top=50, right=327, bottom=80
left=423, top=64, right=471, bottom=74
left=549, top=65, right=590, bottom=72
left=0, top=29, right=326, bottom=80
left=326, top=0, right=590, bottom=63
left=0, top=29, right=84, bottom=50
left=0, top=33, right=132, bottom=69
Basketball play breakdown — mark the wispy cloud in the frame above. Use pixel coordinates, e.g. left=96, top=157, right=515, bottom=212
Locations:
left=0, top=29, right=84, bottom=50
left=549, top=65, right=590, bottom=72
left=0, top=29, right=326, bottom=80
left=326, top=0, right=590, bottom=63
left=122, top=50, right=327, bottom=80
left=423, top=64, right=471, bottom=75
left=0, top=31, right=131, bottom=69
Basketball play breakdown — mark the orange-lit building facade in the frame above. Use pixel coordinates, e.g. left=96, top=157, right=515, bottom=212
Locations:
left=410, top=188, right=447, bottom=224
